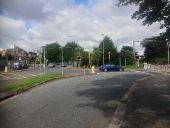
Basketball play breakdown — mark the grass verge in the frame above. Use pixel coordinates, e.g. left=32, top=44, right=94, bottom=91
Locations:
left=0, top=74, right=62, bottom=92
left=124, top=65, right=143, bottom=70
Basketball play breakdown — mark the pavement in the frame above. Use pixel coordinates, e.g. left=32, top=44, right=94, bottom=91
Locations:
left=0, top=71, right=150, bottom=128
left=116, top=73, right=170, bottom=128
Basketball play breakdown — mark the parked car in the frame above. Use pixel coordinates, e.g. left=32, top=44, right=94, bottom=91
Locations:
left=13, top=62, right=28, bottom=70
left=99, top=64, right=124, bottom=72
left=60, top=64, right=67, bottom=67
left=48, top=63, right=55, bottom=68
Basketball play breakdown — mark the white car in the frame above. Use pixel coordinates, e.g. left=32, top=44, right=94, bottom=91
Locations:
left=48, top=63, right=55, bottom=68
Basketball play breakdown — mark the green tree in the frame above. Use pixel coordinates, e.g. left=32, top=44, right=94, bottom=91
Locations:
left=92, top=47, right=102, bottom=66
left=118, top=0, right=170, bottom=40
left=142, top=37, right=167, bottom=64
left=63, top=42, right=79, bottom=62
left=81, top=51, right=89, bottom=66
left=45, top=42, right=61, bottom=63
left=120, top=46, right=134, bottom=65
left=98, top=36, right=118, bottom=65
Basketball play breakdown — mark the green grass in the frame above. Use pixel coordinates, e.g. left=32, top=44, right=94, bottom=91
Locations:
left=124, top=65, right=138, bottom=70
left=0, top=74, right=62, bottom=92
left=124, top=65, right=144, bottom=70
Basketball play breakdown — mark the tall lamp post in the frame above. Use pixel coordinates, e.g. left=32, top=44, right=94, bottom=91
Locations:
left=62, top=49, right=64, bottom=75
left=167, top=41, right=170, bottom=65
left=39, top=46, right=46, bottom=74
left=108, top=51, right=110, bottom=64
left=42, top=46, right=46, bottom=74
left=60, top=47, right=64, bottom=76
left=101, top=34, right=105, bottom=65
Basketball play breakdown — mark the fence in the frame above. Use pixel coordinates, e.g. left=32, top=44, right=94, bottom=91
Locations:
left=144, top=63, right=170, bottom=73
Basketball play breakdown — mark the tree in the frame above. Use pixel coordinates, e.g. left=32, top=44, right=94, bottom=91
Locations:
left=120, top=46, right=134, bottom=65
left=98, top=36, right=118, bottom=65
left=63, top=42, right=79, bottom=62
left=81, top=51, right=89, bottom=66
left=118, top=0, right=170, bottom=40
left=45, top=42, right=61, bottom=63
left=92, top=47, right=102, bottom=66
left=142, top=37, right=167, bottom=64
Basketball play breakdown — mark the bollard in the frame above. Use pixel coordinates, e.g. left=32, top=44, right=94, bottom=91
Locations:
left=84, top=66, right=86, bottom=75
left=91, top=66, right=95, bottom=74
left=4, top=66, right=8, bottom=73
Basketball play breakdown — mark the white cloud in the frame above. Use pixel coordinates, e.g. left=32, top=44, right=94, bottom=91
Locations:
left=0, top=0, right=161, bottom=54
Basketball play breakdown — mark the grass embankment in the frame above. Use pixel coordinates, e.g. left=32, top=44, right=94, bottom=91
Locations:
left=0, top=74, right=62, bottom=92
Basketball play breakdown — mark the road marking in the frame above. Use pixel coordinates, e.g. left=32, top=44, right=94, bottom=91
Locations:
left=19, top=72, right=37, bottom=76
left=0, top=74, right=9, bottom=79
left=136, top=75, right=154, bottom=82
left=0, top=73, right=13, bottom=75
left=14, top=74, right=27, bottom=79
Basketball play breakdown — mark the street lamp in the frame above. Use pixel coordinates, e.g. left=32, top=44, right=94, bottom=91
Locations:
left=40, top=46, right=46, bottom=74
left=108, top=51, right=110, bottom=64
left=39, top=46, right=47, bottom=74
left=60, top=47, right=64, bottom=75
left=101, top=34, right=105, bottom=65
left=167, top=41, right=170, bottom=65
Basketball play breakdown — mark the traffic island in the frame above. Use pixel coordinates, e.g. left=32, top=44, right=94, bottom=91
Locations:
left=0, top=74, right=63, bottom=101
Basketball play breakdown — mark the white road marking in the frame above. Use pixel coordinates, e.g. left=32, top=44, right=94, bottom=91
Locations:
left=0, top=74, right=9, bottom=79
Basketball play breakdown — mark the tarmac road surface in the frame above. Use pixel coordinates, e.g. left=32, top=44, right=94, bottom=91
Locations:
left=0, top=71, right=151, bottom=128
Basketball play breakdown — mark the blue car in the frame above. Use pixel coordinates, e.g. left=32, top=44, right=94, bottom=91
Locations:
left=99, top=64, right=124, bottom=72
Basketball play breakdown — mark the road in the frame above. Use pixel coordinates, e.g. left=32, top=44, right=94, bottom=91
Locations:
left=0, top=72, right=151, bottom=128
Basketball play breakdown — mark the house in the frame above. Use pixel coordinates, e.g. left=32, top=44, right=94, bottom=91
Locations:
left=0, top=48, right=6, bottom=57
left=28, top=52, right=37, bottom=59
left=6, top=46, right=28, bottom=64
left=6, top=46, right=27, bottom=60
left=0, top=48, right=7, bottom=70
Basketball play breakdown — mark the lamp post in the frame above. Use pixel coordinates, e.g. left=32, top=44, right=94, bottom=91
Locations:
left=167, top=41, right=170, bottom=65
left=89, top=51, right=91, bottom=66
left=101, top=34, right=105, bottom=65
left=39, top=46, right=47, bottom=74
left=42, top=46, right=46, bottom=74
left=108, top=51, right=110, bottom=64
left=60, top=47, right=64, bottom=75
left=39, top=47, right=42, bottom=75
left=62, top=49, right=64, bottom=75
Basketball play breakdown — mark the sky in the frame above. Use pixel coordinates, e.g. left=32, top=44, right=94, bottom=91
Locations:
left=0, top=0, right=162, bottom=54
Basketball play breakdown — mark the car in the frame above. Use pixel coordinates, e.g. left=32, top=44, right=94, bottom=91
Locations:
left=48, top=63, right=55, bottom=68
left=99, top=64, right=124, bottom=72
left=13, top=62, right=28, bottom=70
left=60, top=64, right=67, bottom=67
